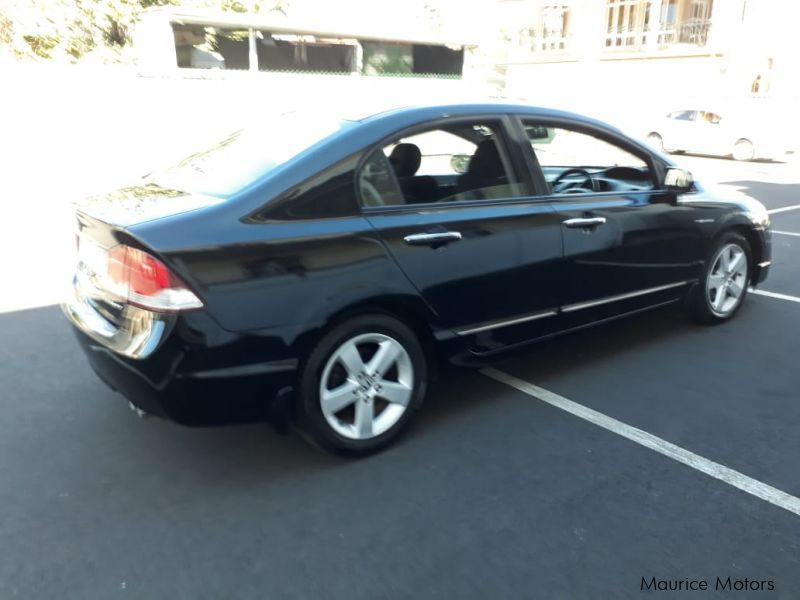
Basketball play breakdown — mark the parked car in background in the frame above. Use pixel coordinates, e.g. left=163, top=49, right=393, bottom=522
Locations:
left=645, top=108, right=795, bottom=161
left=63, top=103, right=772, bottom=455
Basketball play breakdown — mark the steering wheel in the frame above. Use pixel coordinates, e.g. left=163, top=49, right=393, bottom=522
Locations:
left=552, top=168, right=599, bottom=193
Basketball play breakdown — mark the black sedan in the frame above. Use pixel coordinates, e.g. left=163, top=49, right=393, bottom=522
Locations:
left=63, top=103, right=772, bottom=454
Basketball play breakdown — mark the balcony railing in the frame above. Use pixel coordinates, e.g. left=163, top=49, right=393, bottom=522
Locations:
left=604, top=27, right=647, bottom=48
left=533, top=35, right=568, bottom=52
left=604, top=18, right=711, bottom=51
left=657, top=19, right=711, bottom=47
left=514, top=29, right=568, bottom=54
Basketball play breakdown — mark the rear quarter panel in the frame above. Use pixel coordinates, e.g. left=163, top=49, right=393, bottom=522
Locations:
left=128, top=208, right=435, bottom=337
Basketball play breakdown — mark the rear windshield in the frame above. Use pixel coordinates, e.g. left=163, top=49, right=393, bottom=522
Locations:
left=149, top=113, right=350, bottom=197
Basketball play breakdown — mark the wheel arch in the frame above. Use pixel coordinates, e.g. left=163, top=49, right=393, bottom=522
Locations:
left=713, top=224, right=762, bottom=279
left=294, top=294, right=445, bottom=382
left=646, top=131, right=663, bottom=146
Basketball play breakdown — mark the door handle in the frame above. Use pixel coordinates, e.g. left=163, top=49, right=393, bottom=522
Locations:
left=562, top=217, right=607, bottom=228
left=403, top=231, right=463, bottom=246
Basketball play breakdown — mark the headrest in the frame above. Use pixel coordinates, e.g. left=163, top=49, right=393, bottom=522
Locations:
left=467, top=139, right=504, bottom=179
left=389, top=143, right=422, bottom=177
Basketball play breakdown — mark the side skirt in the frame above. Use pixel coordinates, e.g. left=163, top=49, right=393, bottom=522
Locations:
left=454, top=297, right=683, bottom=365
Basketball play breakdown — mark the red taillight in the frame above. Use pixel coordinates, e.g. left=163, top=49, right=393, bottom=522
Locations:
left=106, top=245, right=203, bottom=312
left=128, top=250, right=171, bottom=296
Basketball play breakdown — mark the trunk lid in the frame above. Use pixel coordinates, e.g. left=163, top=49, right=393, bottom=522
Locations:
left=71, top=183, right=211, bottom=332
left=76, top=182, right=223, bottom=228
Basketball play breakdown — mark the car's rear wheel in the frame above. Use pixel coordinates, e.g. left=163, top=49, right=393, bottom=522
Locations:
left=689, top=232, right=751, bottom=323
left=296, top=314, right=427, bottom=455
left=646, top=132, right=663, bottom=152
left=732, top=139, right=755, bottom=161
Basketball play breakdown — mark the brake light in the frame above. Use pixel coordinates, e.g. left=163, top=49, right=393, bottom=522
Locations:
left=106, top=245, right=203, bottom=312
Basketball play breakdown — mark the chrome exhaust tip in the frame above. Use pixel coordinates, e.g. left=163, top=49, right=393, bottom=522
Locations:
left=128, top=401, right=151, bottom=419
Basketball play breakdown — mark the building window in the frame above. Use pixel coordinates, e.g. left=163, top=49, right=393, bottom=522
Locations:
left=513, top=3, right=570, bottom=54
left=605, top=0, right=713, bottom=50
left=605, top=0, right=648, bottom=47
left=681, top=0, right=712, bottom=45
left=540, top=5, right=569, bottom=51
left=658, top=0, right=713, bottom=47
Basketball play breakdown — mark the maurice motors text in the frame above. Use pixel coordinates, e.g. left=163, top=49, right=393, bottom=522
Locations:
left=641, top=577, right=775, bottom=592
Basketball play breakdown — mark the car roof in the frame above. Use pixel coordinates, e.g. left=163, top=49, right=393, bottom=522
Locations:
left=345, top=101, right=619, bottom=130
left=146, top=99, right=658, bottom=218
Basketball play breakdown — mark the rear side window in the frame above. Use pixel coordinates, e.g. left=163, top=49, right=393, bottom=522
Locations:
left=252, top=155, right=360, bottom=221
left=357, top=120, right=527, bottom=207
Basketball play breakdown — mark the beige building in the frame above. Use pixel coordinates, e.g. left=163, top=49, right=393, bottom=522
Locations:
left=495, top=0, right=800, bottom=124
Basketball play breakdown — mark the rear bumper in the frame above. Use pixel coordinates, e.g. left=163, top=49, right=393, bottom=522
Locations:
left=70, top=324, right=297, bottom=425
left=63, top=280, right=301, bottom=425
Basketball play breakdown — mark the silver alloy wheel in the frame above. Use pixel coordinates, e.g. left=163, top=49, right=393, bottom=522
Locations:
left=319, top=333, right=414, bottom=440
left=706, top=243, right=748, bottom=316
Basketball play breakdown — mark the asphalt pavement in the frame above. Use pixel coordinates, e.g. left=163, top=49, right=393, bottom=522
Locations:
left=1, top=155, right=799, bottom=598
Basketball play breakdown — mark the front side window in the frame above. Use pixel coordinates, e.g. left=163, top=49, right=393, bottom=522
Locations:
left=668, top=110, right=697, bottom=121
left=523, top=122, right=654, bottom=195
left=357, top=121, right=527, bottom=207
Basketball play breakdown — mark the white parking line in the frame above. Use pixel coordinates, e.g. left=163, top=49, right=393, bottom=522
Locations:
left=750, top=289, right=800, bottom=304
left=482, top=368, right=800, bottom=517
left=768, top=204, right=800, bottom=215
left=772, top=230, right=800, bottom=237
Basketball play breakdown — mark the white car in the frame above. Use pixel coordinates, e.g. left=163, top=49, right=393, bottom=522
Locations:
left=645, top=109, right=794, bottom=161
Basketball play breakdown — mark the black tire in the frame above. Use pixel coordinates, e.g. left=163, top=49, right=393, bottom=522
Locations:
left=296, top=314, right=428, bottom=455
left=689, top=232, right=751, bottom=324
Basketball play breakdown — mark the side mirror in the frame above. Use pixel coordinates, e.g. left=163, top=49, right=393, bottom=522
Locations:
left=664, top=167, right=693, bottom=193
left=450, top=154, right=470, bottom=174
left=527, top=126, right=551, bottom=140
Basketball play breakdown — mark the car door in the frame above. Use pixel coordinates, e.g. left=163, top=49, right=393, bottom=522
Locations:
left=665, top=110, right=697, bottom=151
left=696, top=111, right=728, bottom=156
left=359, top=116, right=566, bottom=352
left=518, top=117, right=705, bottom=327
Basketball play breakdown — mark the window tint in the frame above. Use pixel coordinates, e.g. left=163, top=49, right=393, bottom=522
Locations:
left=358, top=149, right=404, bottom=207
left=668, top=110, right=696, bottom=121
left=357, top=121, right=527, bottom=207
left=523, top=122, right=654, bottom=195
left=252, top=156, right=360, bottom=221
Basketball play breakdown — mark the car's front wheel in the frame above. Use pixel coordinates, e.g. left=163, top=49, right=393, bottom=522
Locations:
left=732, top=139, right=755, bottom=161
left=297, top=314, right=427, bottom=455
left=689, top=232, right=751, bottom=323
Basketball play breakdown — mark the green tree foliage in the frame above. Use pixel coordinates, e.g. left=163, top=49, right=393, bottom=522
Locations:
left=0, top=0, right=288, bottom=62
